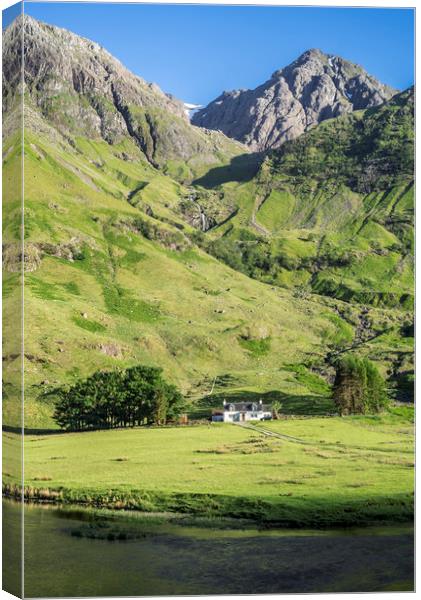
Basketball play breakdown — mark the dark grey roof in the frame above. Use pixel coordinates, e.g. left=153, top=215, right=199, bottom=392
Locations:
left=223, top=402, right=271, bottom=412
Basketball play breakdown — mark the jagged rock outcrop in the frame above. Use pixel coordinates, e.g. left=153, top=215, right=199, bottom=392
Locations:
left=192, top=49, right=397, bottom=151
left=3, top=15, right=246, bottom=172
left=4, top=15, right=185, bottom=130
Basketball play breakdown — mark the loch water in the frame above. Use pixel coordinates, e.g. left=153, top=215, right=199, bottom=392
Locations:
left=3, top=500, right=414, bottom=597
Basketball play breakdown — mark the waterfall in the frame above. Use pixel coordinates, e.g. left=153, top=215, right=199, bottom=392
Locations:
left=199, top=210, right=208, bottom=232
left=187, top=190, right=210, bottom=232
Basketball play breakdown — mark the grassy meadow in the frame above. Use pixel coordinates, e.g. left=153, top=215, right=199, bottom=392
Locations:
left=3, top=407, right=414, bottom=527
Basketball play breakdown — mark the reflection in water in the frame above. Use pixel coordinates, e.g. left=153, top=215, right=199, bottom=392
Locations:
left=3, top=501, right=414, bottom=597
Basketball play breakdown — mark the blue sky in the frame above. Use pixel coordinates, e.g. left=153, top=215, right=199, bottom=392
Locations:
left=5, top=2, right=415, bottom=105
left=2, top=1, right=22, bottom=28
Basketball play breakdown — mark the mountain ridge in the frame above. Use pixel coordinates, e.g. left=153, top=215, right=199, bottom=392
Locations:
left=192, top=48, right=397, bottom=151
left=3, top=14, right=247, bottom=182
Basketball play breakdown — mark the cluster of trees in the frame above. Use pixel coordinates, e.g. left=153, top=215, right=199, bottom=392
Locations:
left=127, top=216, right=188, bottom=251
left=333, top=355, right=389, bottom=415
left=206, top=232, right=273, bottom=277
left=53, top=366, right=184, bottom=431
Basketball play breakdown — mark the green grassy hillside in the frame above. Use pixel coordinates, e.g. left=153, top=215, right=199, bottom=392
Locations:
left=203, top=89, right=414, bottom=310
left=3, top=88, right=415, bottom=428
left=0, top=117, right=337, bottom=427
left=2, top=114, right=413, bottom=428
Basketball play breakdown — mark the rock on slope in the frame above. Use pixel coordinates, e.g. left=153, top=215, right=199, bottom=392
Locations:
left=3, top=15, right=246, bottom=178
left=192, top=49, right=396, bottom=151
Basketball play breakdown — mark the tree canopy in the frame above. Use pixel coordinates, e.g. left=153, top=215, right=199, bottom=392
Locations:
left=53, top=366, right=184, bottom=431
left=333, top=355, right=389, bottom=415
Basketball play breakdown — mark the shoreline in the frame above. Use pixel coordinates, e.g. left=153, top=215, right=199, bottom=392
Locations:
left=3, top=483, right=414, bottom=530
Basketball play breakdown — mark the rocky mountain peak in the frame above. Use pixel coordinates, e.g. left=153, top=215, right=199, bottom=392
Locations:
left=3, top=13, right=187, bottom=121
left=192, top=49, right=397, bottom=151
left=2, top=14, right=245, bottom=176
left=271, top=48, right=326, bottom=77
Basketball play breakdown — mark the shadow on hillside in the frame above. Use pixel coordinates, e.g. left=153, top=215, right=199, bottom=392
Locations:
left=193, top=152, right=263, bottom=188
left=3, top=392, right=336, bottom=434
left=3, top=424, right=64, bottom=435
left=390, top=369, right=414, bottom=403
left=191, top=390, right=335, bottom=418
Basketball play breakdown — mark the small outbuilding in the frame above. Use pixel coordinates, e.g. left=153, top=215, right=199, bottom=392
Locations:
left=212, top=400, right=272, bottom=422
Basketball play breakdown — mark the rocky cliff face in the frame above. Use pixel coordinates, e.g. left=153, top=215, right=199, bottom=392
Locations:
left=3, top=15, right=245, bottom=175
left=4, top=15, right=186, bottom=130
left=192, top=49, right=397, bottom=151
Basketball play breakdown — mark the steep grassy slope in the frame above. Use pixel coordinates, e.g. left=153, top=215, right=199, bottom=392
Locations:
left=2, top=111, right=413, bottom=428
left=2, top=112, right=353, bottom=428
left=203, top=89, right=414, bottom=311
left=3, top=99, right=415, bottom=429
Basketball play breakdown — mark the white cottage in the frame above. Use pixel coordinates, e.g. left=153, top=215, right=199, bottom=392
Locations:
left=212, top=400, right=272, bottom=422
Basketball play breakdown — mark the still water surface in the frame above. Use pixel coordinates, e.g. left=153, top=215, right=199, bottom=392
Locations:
left=3, top=500, right=414, bottom=596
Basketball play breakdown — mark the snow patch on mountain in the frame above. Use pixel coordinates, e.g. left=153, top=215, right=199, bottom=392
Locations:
left=184, top=102, right=202, bottom=119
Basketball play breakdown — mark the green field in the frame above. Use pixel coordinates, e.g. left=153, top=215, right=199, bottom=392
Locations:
left=4, top=408, right=414, bottom=527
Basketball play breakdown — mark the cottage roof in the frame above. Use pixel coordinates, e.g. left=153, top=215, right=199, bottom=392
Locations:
left=223, top=402, right=271, bottom=412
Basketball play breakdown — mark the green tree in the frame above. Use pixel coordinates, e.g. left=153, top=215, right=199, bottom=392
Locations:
left=208, top=238, right=244, bottom=272
left=333, top=355, right=389, bottom=416
left=364, top=360, right=389, bottom=413
left=271, top=400, right=283, bottom=419
left=53, top=365, right=184, bottom=430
